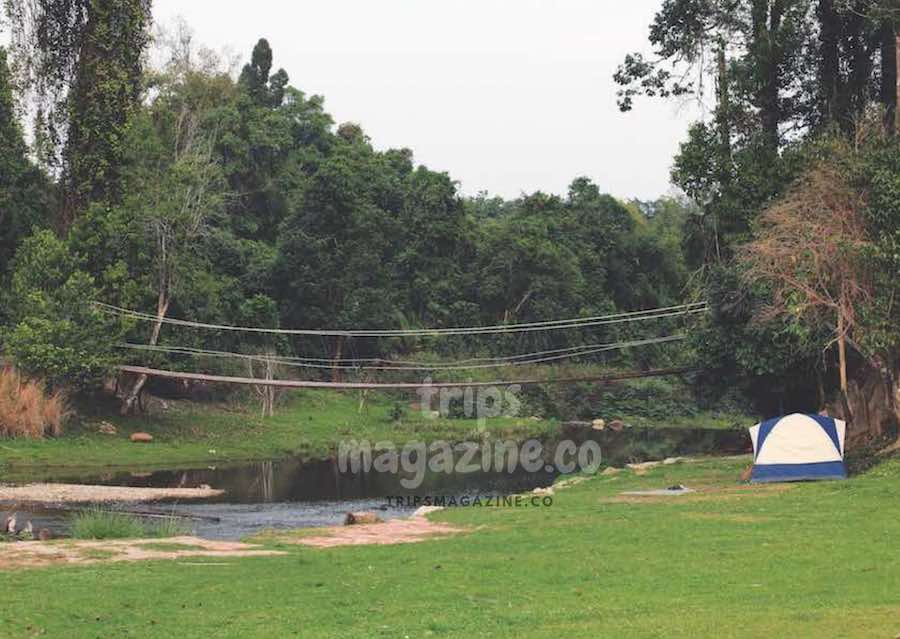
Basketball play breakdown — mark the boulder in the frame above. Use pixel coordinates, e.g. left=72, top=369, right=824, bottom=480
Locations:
left=344, top=511, right=382, bottom=525
left=591, top=418, right=606, bottom=431
left=130, top=432, right=153, bottom=443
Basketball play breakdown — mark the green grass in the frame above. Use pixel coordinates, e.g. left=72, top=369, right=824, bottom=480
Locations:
left=68, top=508, right=192, bottom=540
left=5, top=455, right=899, bottom=637
left=0, top=387, right=749, bottom=482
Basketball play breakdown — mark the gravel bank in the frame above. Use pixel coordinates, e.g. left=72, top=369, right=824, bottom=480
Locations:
left=0, top=483, right=223, bottom=504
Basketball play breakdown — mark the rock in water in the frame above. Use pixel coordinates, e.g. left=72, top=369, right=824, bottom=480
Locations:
left=130, top=432, right=153, bottom=443
left=344, top=511, right=382, bottom=525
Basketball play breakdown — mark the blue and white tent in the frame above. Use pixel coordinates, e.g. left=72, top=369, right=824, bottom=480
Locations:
left=749, top=413, right=847, bottom=482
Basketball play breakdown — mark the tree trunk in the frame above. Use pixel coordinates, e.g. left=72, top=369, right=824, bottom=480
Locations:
left=751, top=0, right=784, bottom=148
left=878, top=23, right=897, bottom=132
left=832, top=359, right=900, bottom=449
left=332, top=335, right=344, bottom=383
left=837, top=312, right=848, bottom=394
left=120, top=292, right=170, bottom=415
left=715, top=40, right=732, bottom=167
left=818, top=0, right=841, bottom=124
left=895, top=31, right=900, bottom=133
left=845, top=10, right=872, bottom=122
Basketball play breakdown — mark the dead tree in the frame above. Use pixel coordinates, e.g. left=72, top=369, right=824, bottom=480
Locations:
left=739, top=161, right=873, bottom=420
left=248, top=353, right=278, bottom=418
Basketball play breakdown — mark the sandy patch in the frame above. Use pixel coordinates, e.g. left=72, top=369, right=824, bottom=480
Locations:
left=0, top=535, right=283, bottom=570
left=280, top=515, right=464, bottom=548
left=0, top=483, right=223, bottom=504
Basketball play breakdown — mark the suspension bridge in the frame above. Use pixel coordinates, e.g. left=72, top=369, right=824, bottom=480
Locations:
left=98, top=301, right=708, bottom=390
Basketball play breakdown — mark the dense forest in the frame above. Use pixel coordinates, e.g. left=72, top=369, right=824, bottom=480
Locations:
left=0, top=1, right=897, bottom=444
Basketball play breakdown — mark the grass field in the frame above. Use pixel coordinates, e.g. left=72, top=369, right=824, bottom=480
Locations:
left=0, top=387, right=747, bottom=481
left=2, top=455, right=898, bottom=637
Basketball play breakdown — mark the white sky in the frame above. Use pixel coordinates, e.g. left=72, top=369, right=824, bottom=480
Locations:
left=158, top=1, right=699, bottom=200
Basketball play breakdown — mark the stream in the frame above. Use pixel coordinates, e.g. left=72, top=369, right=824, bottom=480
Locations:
left=5, top=425, right=750, bottom=540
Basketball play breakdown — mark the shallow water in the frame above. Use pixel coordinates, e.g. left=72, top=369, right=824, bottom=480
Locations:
left=10, top=456, right=560, bottom=540
left=6, top=426, right=749, bottom=540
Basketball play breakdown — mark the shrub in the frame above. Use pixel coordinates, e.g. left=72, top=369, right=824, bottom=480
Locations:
left=3, top=230, right=122, bottom=392
left=69, top=508, right=146, bottom=540
left=69, top=508, right=192, bottom=539
left=0, top=366, right=68, bottom=438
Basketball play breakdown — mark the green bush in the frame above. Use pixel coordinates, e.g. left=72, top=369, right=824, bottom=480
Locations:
left=69, top=508, right=191, bottom=540
left=69, top=508, right=146, bottom=539
left=2, top=231, right=122, bottom=391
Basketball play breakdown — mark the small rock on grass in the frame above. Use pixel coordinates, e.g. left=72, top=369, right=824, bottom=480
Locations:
left=626, top=461, right=661, bottom=472
left=601, top=466, right=622, bottom=476
left=344, top=511, right=382, bottom=525
left=98, top=421, right=117, bottom=435
left=130, top=432, right=153, bottom=443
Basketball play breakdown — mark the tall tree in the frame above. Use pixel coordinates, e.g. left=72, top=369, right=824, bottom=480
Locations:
left=5, top=0, right=152, bottom=223
left=238, top=38, right=289, bottom=108
left=0, top=46, right=51, bottom=280
left=118, top=102, right=226, bottom=415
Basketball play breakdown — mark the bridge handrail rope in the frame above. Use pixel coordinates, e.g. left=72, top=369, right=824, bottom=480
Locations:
left=95, top=301, right=708, bottom=337
left=115, top=334, right=687, bottom=371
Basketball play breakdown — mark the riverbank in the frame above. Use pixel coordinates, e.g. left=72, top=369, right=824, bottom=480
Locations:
left=3, top=455, right=899, bottom=637
left=0, top=388, right=749, bottom=482
left=0, top=483, right=223, bottom=504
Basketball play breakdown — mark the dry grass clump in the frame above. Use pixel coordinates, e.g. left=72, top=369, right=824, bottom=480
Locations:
left=0, top=366, right=68, bottom=438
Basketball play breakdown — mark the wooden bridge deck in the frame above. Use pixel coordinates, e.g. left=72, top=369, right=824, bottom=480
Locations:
left=117, top=365, right=696, bottom=390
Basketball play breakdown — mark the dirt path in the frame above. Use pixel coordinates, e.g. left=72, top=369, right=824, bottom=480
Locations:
left=0, top=483, right=223, bottom=504
left=269, top=514, right=465, bottom=548
left=0, top=535, right=283, bottom=570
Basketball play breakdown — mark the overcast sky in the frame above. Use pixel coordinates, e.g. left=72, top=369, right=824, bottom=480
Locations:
left=152, top=0, right=697, bottom=201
